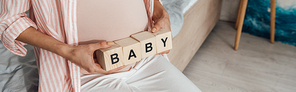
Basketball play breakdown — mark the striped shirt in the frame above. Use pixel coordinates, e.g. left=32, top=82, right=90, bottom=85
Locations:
left=0, top=0, right=154, bottom=92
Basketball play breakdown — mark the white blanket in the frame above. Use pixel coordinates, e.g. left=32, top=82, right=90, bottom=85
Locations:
left=0, top=41, right=38, bottom=92
left=81, top=55, right=201, bottom=92
left=162, top=0, right=198, bottom=37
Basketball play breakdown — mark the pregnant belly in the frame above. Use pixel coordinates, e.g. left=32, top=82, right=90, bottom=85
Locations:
left=77, top=0, right=148, bottom=44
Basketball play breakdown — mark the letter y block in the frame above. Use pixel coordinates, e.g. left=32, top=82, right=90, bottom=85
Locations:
left=152, top=29, right=173, bottom=53
left=96, top=44, right=124, bottom=71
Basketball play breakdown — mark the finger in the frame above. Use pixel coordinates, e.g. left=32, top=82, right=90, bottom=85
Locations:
left=90, top=64, right=125, bottom=74
left=90, top=41, right=114, bottom=51
left=162, top=18, right=171, bottom=31
left=157, top=50, right=170, bottom=55
left=80, top=67, right=90, bottom=74
left=158, top=50, right=169, bottom=54
left=151, top=22, right=162, bottom=33
left=88, top=63, right=109, bottom=74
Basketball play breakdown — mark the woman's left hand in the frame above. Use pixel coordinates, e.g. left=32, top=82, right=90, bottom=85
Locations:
left=151, top=0, right=171, bottom=55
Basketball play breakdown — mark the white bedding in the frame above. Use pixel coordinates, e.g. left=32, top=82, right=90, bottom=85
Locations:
left=0, top=41, right=38, bottom=92
left=162, top=0, right=198, bottom=37
left=0, top=0, right=198, bottom=91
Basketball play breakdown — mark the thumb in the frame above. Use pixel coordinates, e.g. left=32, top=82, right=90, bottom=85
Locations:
left=91, top=41, right=114, bottom=50
left=87, top=63, right=108, bottom=74
left=151, top=22, right=162, bottom=33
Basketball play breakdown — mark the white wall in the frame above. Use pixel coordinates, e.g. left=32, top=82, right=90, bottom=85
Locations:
left=277, top=0, right=296, bottom=9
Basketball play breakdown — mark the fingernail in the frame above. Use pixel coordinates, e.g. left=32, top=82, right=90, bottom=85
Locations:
left=152, top=28, right=156, bottom=33
left=107, top=41, right=114, bottom=45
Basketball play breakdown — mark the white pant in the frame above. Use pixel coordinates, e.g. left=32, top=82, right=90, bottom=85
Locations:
left=81, top=55, right=202, bottom=92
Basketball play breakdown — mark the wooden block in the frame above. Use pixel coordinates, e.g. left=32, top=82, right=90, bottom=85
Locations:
left=131, top=31, right=157, bottom=58
left=152, top=29, right=173, bottom=53
left=96, top=44, right=124, bottom=71
left=115, top=37, right=141, bottom=65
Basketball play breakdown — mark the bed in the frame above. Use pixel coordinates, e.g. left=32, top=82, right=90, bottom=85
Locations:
left=0, top=0, right=222, bottom=91
left=167, top=0, right=222, bottom=71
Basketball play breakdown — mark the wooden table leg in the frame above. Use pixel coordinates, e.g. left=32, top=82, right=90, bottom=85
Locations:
left=235, top=0, right=244, bottom=30
left=270, top=0, right=276, bottom=43
left=234, top=0, right=248, bottom=50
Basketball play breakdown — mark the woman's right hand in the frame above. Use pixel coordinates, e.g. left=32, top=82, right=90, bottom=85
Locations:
left=66, top=41, right=125, bottom=74
left=16, top=27, right=123, bottom=74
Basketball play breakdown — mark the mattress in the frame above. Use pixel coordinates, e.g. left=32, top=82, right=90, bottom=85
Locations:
left=0, top=0, right=199, bottom=91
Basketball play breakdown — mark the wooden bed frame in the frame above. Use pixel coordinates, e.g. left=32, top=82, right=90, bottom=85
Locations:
left=167, top=0, right=222, bottom=72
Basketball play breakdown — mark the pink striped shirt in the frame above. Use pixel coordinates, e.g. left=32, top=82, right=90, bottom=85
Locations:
left=0, top=0, right=154, bottom=92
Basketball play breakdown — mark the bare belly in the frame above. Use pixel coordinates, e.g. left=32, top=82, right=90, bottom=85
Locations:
left=77, top=0, right=148, bottom=44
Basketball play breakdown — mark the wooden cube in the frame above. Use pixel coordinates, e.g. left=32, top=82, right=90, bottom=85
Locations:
left=131, top=31, right=156, bottom=58
left=96, top=44, right=124, bottom=71
left=152, top=29, right=173, bottom=53
left=115, top=37, right=141, bottom=65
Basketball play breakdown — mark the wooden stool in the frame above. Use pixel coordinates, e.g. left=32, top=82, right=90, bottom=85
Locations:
left=234, top=0, right=276, bottom=50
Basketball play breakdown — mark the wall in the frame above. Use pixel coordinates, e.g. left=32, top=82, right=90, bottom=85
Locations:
left=220, top=0, right=240, bottom=22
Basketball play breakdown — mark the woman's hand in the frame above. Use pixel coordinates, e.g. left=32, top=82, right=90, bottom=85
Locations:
left=151, top=0, right=171, bottom=55
left=66, top=41, right=125, bottom=74
left=17, top=27, right=124, bottom=74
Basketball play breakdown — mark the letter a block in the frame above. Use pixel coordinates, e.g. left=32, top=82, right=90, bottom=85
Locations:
left=96, top=44, right=124, bottom=71
left=115, top=37, right=141, bottom=65
left=152, top=29, right=173, bottom=53
left=131, top=31, right=156, bottom=58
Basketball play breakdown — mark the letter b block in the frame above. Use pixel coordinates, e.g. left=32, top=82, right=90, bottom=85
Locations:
left=152, top=29, right=173, bottom=53
left=131, top=31, right=156, bottom=58
left=115, top=37, right=141, bottom=65
left=96, top=44, right=124, bottom=71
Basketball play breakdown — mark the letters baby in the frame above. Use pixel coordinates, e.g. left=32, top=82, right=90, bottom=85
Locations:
left=96, top=29, right=172, bottom=71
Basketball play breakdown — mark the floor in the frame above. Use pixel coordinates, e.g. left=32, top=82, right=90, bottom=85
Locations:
left=183, top=21, right=296, bottom=92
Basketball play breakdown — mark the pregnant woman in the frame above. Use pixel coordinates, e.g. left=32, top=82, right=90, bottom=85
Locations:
left=0, top=0, right=201, bottom=92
